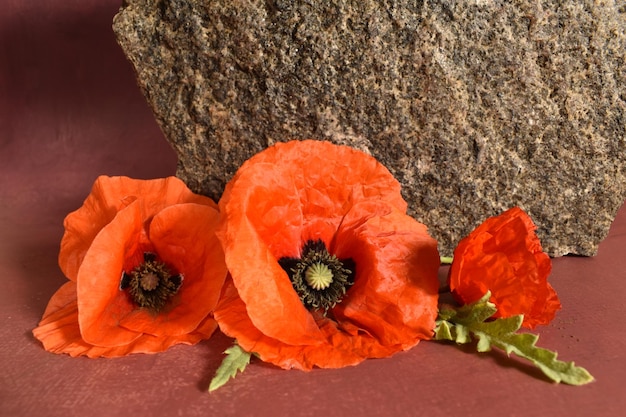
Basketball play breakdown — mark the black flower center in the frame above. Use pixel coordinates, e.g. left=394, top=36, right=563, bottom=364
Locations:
left=120, top=252, right=183, bottom=313
left=278, top=239, right=355, bottom=313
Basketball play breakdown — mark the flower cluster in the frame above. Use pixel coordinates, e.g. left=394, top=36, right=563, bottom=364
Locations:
left=34, top=140, right=591, bottom=386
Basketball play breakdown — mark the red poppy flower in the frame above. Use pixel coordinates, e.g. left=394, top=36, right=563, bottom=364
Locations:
left=448, top=207, right=561, bottom=329
left=214, top=140, right=440, bottom=370
left=33, top=176, right=228, bottom=357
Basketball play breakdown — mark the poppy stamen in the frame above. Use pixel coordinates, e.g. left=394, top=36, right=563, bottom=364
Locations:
left=305, top=262, right=334, bottom=290
left=120, top=252, right=183, bottom=313
left=278, top=239, right=355, bottom=313
left=140, top=272, right=160, bottom=291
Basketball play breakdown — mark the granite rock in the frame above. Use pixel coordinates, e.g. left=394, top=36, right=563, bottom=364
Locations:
left=113, top=0, right=626, bottom=257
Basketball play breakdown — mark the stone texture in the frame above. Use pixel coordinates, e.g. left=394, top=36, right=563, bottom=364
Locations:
left=113, top=0, right=626, bottom=257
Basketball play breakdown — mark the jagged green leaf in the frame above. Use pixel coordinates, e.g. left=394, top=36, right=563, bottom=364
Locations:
left=453, top=292, right=499, bottom=323
left=435, top=292, right=594, bottom=386
left=208, top=343, right=252, bottom=392
left=434, top=319, right=454, bottom=341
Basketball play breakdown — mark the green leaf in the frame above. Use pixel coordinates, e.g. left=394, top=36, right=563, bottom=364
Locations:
left=208, top=343, right=252, bottom=392
left=435, top=292, right=594, bottom=386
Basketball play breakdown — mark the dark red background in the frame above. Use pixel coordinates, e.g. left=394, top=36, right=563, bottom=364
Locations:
left=1, top=2, right=625, bottom=416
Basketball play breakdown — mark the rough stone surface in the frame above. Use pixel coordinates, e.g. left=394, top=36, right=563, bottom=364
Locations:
left=113, top=0, right=626, bottom=257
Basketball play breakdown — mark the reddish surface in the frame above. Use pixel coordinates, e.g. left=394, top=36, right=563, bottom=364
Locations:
left=1, top=2, right=625, bottom=416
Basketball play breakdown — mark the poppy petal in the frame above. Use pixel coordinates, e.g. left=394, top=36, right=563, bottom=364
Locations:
left=331, top=201, right=440, bottom=345
left=76, top=201, right=145, bottom=347
left=118, top=203, right=227, bottom=337
left=59, top=176, right=216, bottom=282
left=249, top=140, right=408, bottom=215
left=214, top=278, right=402, bottom=370
left=33, top=285, right=218, bottom=358
left=217, top=165, right=326, bottom=346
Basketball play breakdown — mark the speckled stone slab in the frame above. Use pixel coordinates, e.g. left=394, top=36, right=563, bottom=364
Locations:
left=113, top=0, right=626, bottom=257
